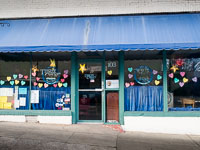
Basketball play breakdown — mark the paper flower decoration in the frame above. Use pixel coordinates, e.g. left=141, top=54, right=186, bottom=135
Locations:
left=176, top=59, right=184, bottom=67
left=79, top=64, right=87, bottom=74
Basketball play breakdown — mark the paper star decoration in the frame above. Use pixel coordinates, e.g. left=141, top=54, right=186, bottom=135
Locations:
left=79, top=64, right=87, bottom=74
left=50, top=59, right=56, bottom=67
left=32, top=65, right=39, bottom=73
left=170, top=65, right=179, bottom=73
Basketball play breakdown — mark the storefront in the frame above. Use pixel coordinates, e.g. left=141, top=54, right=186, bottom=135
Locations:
left=1, top=13, right=200, bottom=133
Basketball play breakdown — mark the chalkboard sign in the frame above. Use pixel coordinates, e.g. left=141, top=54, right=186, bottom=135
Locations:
left=134, top=66, right=153, bottom=85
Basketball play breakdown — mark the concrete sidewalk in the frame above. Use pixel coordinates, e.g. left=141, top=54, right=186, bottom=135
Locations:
left=0, top=122, right=200, bottom=150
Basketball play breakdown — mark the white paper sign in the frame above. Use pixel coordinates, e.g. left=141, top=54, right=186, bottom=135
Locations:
left=14, top=100, right=20, bottom=108
left=19, top=97, right=26, bottom=106
left=31, top=90, right=39, bottom=103
left=0, top=88, right=13, bottom=96
left=106, top=80, right=119, bottom=88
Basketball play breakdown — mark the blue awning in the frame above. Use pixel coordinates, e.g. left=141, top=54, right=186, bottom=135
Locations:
left=0, top=13, right=200, bottom=52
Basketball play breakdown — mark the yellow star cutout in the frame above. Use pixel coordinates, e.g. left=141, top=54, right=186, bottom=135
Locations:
left=170, top=65, right=179, bottom=73
left=79, top=64, right=87, bottom=74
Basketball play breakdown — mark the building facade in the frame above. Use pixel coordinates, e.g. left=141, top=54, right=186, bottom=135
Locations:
left=0, top=0, right=200, bottom=134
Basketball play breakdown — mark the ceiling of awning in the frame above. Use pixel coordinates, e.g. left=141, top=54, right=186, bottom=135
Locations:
left=0, top=13, right=200, bottom=52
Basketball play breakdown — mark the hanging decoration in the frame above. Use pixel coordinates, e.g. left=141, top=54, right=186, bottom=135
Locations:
left=79, top=64, right=87, bottom=74
left=63, top=74, right=68, bottom=79
left=7, top=76, right=11, bottom=81
left=36, top=77, right=40, bottom=81
left=13, top=74, right=17, bottom=79
left=183, top=77, right=188, bottom=83
left=168, top=73, right=174, bottom=78
left=64, top=70, right=68, bottom=75
left=130, top=82, right=135, bottom=86
left=32, top=72, right=36, bottom=77
left=107, top=70, right=112, bottom=76
left=157, top=75, right=162, bottom=80
left=125, top=82, right=130, bottom=88
left=179, top=82, right=184, bottom=87
left=192, top=77, right=198, bottom=82
left=38, top=83, right=43, bottom=88
left=128, top=74, right=133, bottom=79
left=60, top=79, right=65, bottom=83
left=180, top=72, right=185, bottom=77
left=50, top=59, right=56, bottom=67
left=15, top=80, right=19, bottom=85
left=155, top=80, right=160, bottom=85
left=63, top=83, right=68, bottom=87
left=33, top=82, right=38, bottom=86
left=19, top=74, right=23, bottom=79
left=24, top=75, right=28, bottom=79
left=176, top=58, right=184, bottom=67
left=128, top=67, right=133, bottom=73
left=153, top=70, right=158, bottom=75
left=10, top=81, right=14, bottom=86
left=21, top=81, right=26, bottom=86
left=58, top=82, right=63, bottom=88
left=53, top=84, right=57, bottom=88
left=170, top=65, right=179, bottom=73
left=32, top=65, right=39, bottom=73
left=44, top=83, right=48, bottom=88
left=174, top=78, right=179, bottom=83
left=0, top=80, right=5, bottom=85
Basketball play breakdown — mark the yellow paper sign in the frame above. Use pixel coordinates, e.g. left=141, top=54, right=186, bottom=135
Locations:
left=0, top=96, right=7, bottom=103
left=0, top=102, right=4, bottom=109
left=4, top=103, right=12, bottom=109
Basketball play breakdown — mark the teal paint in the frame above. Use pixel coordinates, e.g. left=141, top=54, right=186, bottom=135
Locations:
left=102, top=52, right=106, bottom=123
left=163, top=50, right=168, bottom=112
left=119, top=51, right=124, bottom=125
left=105, top=88, right=119, bottom=91
left=0, top=110, right=71, bottom=116
left=71, top=52, right=77, bottom=123
left=29, top=52, right=32, bottom=110
left=124, top=111, right=200, bottom=117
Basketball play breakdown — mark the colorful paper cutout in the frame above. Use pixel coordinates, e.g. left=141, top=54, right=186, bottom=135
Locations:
left=128, top=67, right=133, bottom=72
left=63, top=74, right=68, bottom=79
left=19, top=88, right=27, bottom=94
left=157, top=75, right=162, bottom=80
left=24, top=75, right=28, bottom=79
left=32, top=72, right=36, bottom=77
left=179, top=82, right=184, bottom=87
left=15, top=80, right=19, bottom=85
left=32, top=65, right=39, bottom=73
left=44, top=83, right=48, bottom=88
left=33, top=82, right=38, bottom=86
left=61, top=79, right=65, bottom=83
left=176, top=59, right=184, bottom=67
left=153, top=70, right=158, bottom=75
left=21, top=81, right=26, bottom=86
left=168, top=73, right=174, bottom=79
left=36, top=77, right=40, bottom=81
left=38, top=83, right=43, bottom=88
left=53, top=84, right=57, bottom=88
left=13, top=74, right=17, bottom=79
left=64, top=70, right=68, bottom=75
left=128, top=74, right=133, bottom=79
left=63, top=83, right=68, bottom=87
left=19, top=74, right=23, bottom=79
left=180, top=72, right=185, bottom=77
left=174, top=78, right=179, bottom=83
left=79, top=64, right=87, bottom=74
left=183, top=77, right=188, bottom=83
left=192, top=77, right=197, bottom=82
left=130, top=82, right=135, bottom=86
left=155, top=80, right=160, bottom=85
left=58, top=82, right=63, bottom=88
left=10, top=81, right=14, bottom=86
left=50, top=59, right=56, bottom=67
left=107, top=70, right=112, bottom=76
left=0, top=80, right=5, bottom=85
left=125, top=82, right=130, bottom=88
left=7, top=76, right=11, bottom=81
left=170, top=65, right=179, bottom=73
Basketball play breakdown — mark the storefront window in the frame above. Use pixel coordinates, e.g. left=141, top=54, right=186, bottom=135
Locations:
left=168, top=54, right=200, bottom=111
left=124, top=51, right=163, bottom=111
left=0, top=53, right=30, bottom=110
left=31, top=52, right=71, bottom=110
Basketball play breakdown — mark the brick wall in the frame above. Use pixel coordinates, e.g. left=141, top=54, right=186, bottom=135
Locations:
left=0, top=0, right=200, bottom=19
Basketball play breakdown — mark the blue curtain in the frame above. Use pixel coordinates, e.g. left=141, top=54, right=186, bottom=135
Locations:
left=31, top=87, right=71, bottom=110
left=125, top=86, right=163, bottom=111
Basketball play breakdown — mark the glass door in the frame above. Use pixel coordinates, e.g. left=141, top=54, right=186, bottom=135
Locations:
left=78, top=62, right=103, bottom=121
